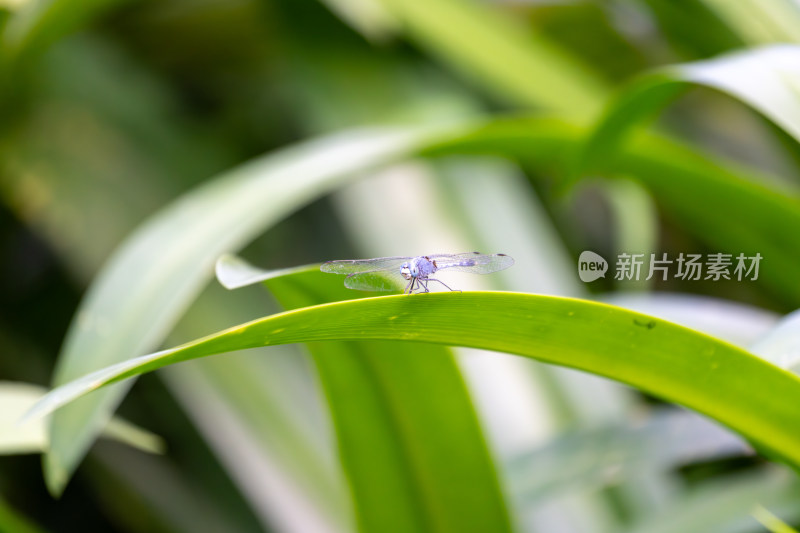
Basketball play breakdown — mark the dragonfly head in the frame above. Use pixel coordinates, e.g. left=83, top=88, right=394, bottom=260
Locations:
left=400, top=261, right=418, bottom=280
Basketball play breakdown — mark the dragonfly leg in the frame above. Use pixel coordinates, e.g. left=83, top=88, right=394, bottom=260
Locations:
left=426, top=278, right=461, bottom=293
left=418, top=278, right=430, bottom=293
left=404, top=278, right=414, bottom=294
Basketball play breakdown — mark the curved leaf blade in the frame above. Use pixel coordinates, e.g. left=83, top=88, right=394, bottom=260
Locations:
left=700, top=0, right=800, bottom=46
left=0, top=0, right=125, bottom=78
left=624, top=468, right=799, bottom=533
left=370, top=0, right=607, bottom=116
left=215, top=254, right=319, bottom=290
left=261, top=267, right=512, bottom=533
left=507, top=409, right=751, bottom=504
left=600, top=293, right=779, bottom=348
left=44, top=127, right=428, bottom=495
left=27, top=292, right=800, bottom=470
left=0, top=496, right=45, bottom=533
left=753, top=504, right=800, bottom=533
left=426, top=118, right=800, bottom=305
left=577, top=44, right=800, bottom=177
left=46, top=112, right=800, bottom=493
left=0, top=382, right=164, bottom=455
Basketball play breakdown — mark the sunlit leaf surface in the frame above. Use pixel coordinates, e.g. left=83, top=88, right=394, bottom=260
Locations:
left=27, top=291, right=800, bottom=470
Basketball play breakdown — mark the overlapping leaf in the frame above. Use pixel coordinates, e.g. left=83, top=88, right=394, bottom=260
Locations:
left=26, top=291, right=800, bottom=470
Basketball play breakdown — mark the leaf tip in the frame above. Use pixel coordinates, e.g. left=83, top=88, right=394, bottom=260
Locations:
left=43, top=453, right=68, bottom=498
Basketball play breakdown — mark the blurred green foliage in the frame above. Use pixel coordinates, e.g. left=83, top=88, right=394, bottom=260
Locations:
left=2, top=0, right=800, bottom=532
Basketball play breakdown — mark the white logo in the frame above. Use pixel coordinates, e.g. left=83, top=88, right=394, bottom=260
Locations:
left=577, top=251, right=762, bottom=282
left=578, top=251, right=608, bottom=282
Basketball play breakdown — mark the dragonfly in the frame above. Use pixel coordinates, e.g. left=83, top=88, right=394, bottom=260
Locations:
left=320, top=252, right=514, bottom=294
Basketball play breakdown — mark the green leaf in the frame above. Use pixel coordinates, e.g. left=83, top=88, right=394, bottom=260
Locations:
left=308, top=340, right=513, bottom=533
left=624, top=468, right=800, bottom=533
left=221, top=256, right=513, bottom=532
left=613, top=131, right=800, bottom=305
left=601, top=178, right=659, bottom=292
left=0, top=0, right=126, bottom=70
left=601, top=292, right=779, bottom=348
left=426, top=117, right=800, bottom=305
left=753, top=504, right=800, bottom=533
left=700, top=0, right=800, bottom=45
left=317, top=0, right=399, bottom=42
left=507, top=409, right=750, bottom=504
left=216, top=255, right=319, bottom=290
left=642, top=0, right=745, bottom=58
left=27, top=292, right=800, bottom=471
left=369, top=0, right=608, bottom=115
left=43, top=127, right=428, bottom=495
left=0, top=381, right=164, bottom=455
left=576, top=45, right=800, bottom=178
left=0, top=495, right=45, bottom=533
left=45, top=114, right=800, bottom=495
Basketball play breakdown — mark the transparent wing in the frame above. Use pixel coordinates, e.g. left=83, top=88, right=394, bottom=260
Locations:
left=427, top=252, right=484, bottom=263
left=320, top=256, right=411, bottom=275
left=343, top=271, right=403, bottom=291
left=432, top=252, right=514, bottom=274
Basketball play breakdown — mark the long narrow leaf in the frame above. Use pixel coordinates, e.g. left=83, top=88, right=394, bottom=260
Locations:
left=0, top=382, right=164, bottom=455
left=46, top=114, right=800, bottom=493
left=576, top=45, right=800, bottom=177
left=700, top=0, right=800, bottom=45
left=43, top=127, right=428, bottom=495
left=601, top=293, right=779, bottom=348
left=222, top=257, right=513, bottom=532
left=624, top=468, right=799, bottom=533
left=369, top=0, right=607, bottom=115
left=507, top=409, right=751, bottom=504
left=26, top=292, right=800, bottom=470
left=425, top=118, right=800, bottom=305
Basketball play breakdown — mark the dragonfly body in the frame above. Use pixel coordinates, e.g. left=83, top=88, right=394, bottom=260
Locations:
left=321, top=252, right=514, bottom=294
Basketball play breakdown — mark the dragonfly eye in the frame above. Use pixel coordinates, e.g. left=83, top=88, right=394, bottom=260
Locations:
left=400, top=263, right=411, bottom=280
left=411, top=266, right=419, bottom=277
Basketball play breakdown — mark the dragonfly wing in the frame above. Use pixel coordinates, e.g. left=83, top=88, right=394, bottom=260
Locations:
left=320, top=256, right=410, bottom=275
left=427, top=252, right=483, bottom=262
left=433, top=253, right=515, bottom=274
left=344, top=271, right=403, bottom=291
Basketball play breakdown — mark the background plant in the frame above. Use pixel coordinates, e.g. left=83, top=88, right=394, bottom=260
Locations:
left=1, top=0, right=800, bottom=532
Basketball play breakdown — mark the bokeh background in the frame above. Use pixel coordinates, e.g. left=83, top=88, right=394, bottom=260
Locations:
left=2, top=0, right=800, bottom=532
